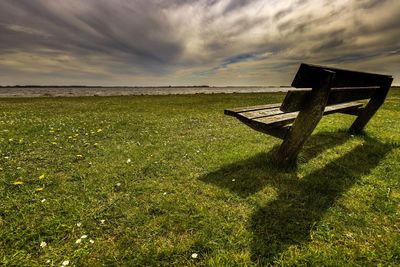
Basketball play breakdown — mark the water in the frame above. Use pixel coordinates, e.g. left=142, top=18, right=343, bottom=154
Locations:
left=0, top=86, right=294, bottom=98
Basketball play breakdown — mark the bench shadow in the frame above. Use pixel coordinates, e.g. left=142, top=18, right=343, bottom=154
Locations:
left=200, top=131, right=351, bottom=198
left=199, top=131, right=394, bottom=265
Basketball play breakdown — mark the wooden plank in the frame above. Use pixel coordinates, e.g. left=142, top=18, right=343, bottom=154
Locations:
left=263, top=126, right=291, bottom=139
left=239, top=107, right=284, bottom=120
left=339, top=107, right=364, bottom=116
left=238, top=119, right=291, bottom=139
left=350, top=78, right=393, bottom=133
left=274, top=71, right=335, bottom=165
left=280, top=87, right=378, bottom=112
left=253, top=102, right=363, bottom=129
left=224, top=103, right=281, bottom=116
left=292, top=63, right=392, bottom=88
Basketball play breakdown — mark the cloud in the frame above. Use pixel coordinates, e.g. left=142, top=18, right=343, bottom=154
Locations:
left=0, top=0, right=399, bottom=86
left=1, top=23, right=51, bottom=37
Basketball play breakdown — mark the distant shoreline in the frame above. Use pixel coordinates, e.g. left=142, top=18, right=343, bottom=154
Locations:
left=0, top=86, right=293, bottom=98
left=0, top=86, right=398, bottom=98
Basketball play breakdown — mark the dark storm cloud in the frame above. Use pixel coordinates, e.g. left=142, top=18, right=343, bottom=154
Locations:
left=0, top=0, right=185, bottom=72
left=0, top=0, right=399, bottom=86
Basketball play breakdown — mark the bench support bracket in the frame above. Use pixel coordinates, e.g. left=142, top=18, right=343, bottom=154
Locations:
left=349, top=78, right=393, bottom=134
left=238, top=118, right=290, bottom=139
left=274, top=71, right=335, bottom=165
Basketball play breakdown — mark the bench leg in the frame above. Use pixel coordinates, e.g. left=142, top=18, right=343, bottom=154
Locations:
left=274, top=107, right=325, bottom=165
left=274, top=75, right=334, bottom=166
left=349, top=80, right=392, bottom=134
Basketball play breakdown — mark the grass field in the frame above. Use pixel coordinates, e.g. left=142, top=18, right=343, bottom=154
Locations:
left=1, top=90, right=400, bottom=266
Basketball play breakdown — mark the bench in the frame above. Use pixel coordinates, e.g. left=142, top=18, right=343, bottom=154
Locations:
left=225, top=63, right=393, bottom=165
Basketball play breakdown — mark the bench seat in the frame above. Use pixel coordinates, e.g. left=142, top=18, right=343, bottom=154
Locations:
left=225, top=101, right=363, bottom=130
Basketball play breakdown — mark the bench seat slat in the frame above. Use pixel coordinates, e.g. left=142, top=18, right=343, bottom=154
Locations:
left=240, top=107, right=284, bottom=120
left=226, top=101, right=363, bottom=130
left=224, top=103, right=281, bottom=116
left=255, top=102, right=363, bottom=129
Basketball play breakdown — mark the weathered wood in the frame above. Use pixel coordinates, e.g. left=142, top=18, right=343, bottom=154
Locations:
left=224, top=63, right=393, bottom=166
left=349, top=78, right=393, bottom=133
left=240, top=107, right=283, bottom=120
left=224, top=103, right=281, bottom=116
left=274, top=70, right=335, bottom=164
left=280, top=87, right=378, bottom=112
left=238, top=118, right=291, bottom=139
left=263, top=126, right=291, bottom=139
left=229, top=102, right=363, bottom=129
left=292, top=63, right=392, bottom=88
left=338, top=107, right=364, bottom=116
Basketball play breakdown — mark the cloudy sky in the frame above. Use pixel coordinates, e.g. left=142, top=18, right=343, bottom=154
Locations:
left=0, top=0, right=399, bottom=86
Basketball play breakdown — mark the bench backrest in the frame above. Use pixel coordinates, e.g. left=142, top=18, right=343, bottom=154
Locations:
left=280, top=63, right=393, bottom=112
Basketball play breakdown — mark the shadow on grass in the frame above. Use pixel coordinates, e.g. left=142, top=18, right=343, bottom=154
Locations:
left=200, top=131, right=351, bottom=198
left=199, top=131, right=394, bottom=265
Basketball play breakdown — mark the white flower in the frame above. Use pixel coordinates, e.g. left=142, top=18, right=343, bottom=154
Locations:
left=232, top=179, right=236, bottom=182
left=191, top=253, right=198, bottom=259
left=41, top=199, right=46, bottom=203
left=100, top=219, right=105, bottom=224
left=89, top=239, right=95, bottom=244
left=81, top=235, right=87, bottom=239
left=46, top=260, right=51, bottom=263
left=62, top=260, right=70, bottom=266
left=75, top=238, right=82, bottom=244
left=76, top=222, right=82, bottom=227
left=163, top=192, right=167, bottom=195
left=40, top=241, right=47, bottom=248
left=126, top=158, right=131, bottom=163
left=116, top=182, right=121, bottom=187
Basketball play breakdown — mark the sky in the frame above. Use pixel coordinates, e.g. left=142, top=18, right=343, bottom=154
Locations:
left=0, top=0, right=399, bottom=86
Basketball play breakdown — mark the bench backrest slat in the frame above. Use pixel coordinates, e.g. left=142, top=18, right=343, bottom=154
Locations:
left=280, top=63, right=393, bottom=112
left=292, top=63, right=392, bottom=88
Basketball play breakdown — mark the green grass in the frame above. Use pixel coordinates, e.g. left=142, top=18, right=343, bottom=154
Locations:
left=1, top=90, right=400, bottom=266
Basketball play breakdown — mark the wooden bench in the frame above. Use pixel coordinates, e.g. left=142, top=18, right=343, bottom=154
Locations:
left=225, top=63, right=393, bottom=165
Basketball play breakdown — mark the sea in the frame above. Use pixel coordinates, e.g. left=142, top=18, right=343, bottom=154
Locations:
left=0, top=86, right=294, bottom=98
